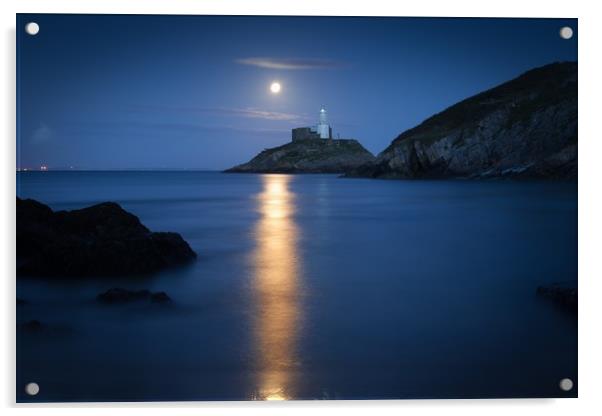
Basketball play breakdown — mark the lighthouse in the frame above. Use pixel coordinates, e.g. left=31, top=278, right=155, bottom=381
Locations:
left=316, top=106, right=332, bottom=139
left=290, top=106, right=334, bottom=141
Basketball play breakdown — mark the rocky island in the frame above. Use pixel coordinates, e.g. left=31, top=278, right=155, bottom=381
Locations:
left=346, top=62, right=577, bottom=179
left=226, top=138, right=375, bottom=174
left=17, top=198, right=196, bottom=277
left=226, top=106, right=375, bottom=173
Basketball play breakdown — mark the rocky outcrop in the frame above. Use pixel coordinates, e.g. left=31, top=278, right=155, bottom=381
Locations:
left=347, top=62, right=577, bottom=179
left=537, top=282, right=577, bottom=314
left=21, top=320, right=43, bottom=332
left=97, top=288, right=172, bottom=304
left=225, top=139, right=375, bottom=173
left=17, top=198, right=196, bottom=277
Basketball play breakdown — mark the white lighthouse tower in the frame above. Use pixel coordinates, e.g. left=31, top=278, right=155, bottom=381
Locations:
left=316, top=106, right=331, bottom=139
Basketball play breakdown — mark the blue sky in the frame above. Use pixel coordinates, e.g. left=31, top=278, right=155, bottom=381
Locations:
left=17, top=15, right=577, bottom=170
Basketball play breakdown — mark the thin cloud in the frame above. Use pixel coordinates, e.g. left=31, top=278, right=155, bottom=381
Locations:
left=129, top=105, right=307, bottom=122
left=202, top=107, right=304, bottom=121
left=235, top=57, right=346, bottom=70
left=65, top=120, right=288, bottom=137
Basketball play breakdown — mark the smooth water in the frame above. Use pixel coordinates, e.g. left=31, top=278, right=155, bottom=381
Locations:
left=16, top=171, right=577, bottom=401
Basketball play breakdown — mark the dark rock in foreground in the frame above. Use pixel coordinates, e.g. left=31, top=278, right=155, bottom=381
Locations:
left=346, top=62, right=577, bottom=179
left=97, top=288, right=172, bottom=304
left=17, top=198, right=196, bottom=277
left=537, top=282, right=577, bottom=314
left=19, top=319, right=74, bottom=336
left=21, top=320, right=43, bottom=332
left=150, top=291, right=171, bottom=303
left=225, top=139, right=375, bottom=173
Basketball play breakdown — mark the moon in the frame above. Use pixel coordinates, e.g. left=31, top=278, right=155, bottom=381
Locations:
left=25, top=22, right=40, bottom=35
left=270, top=82, right=281, bottom=94
left=559, top=26, right=573, bottom=40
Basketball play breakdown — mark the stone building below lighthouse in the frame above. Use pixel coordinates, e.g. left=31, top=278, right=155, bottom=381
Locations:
left=292, top=106, right=333, bottom=141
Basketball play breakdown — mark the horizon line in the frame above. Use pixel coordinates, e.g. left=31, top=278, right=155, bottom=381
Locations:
left=16, top=168, right=225, bottom=172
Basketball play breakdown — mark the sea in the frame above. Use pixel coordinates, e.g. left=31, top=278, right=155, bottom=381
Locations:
left=16, top=171, right=578, bottom=401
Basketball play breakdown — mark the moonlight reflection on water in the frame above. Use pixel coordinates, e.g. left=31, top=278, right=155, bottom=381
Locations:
left=252, top=174, right=302, bottom=400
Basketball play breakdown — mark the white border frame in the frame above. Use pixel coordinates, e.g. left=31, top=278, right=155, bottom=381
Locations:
left=2, top=1, right=601, bottom=415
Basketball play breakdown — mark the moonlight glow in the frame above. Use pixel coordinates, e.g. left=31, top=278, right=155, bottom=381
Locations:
left=270, top=82, right=281, bottom=94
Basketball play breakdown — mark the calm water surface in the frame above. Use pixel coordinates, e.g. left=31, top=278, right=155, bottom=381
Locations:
left=16, top=172, right=577, bottom=401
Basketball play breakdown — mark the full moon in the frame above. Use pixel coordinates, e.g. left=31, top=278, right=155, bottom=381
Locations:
left=559, top=26, right=573, bottom=40
left=25, top=22, right=40, bottom=35
left=270, top=82, right=281, bottom=94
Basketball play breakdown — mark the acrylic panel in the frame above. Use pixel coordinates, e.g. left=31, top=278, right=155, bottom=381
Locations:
left=16, top=14, right=578, bottom=402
